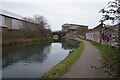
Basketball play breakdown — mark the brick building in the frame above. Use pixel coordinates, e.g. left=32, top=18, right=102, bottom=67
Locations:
left=85, top=23, right=103, bottom=43
left=101, top=23, right=120, bottom=46
left=85, top=23, right=119, bottom=47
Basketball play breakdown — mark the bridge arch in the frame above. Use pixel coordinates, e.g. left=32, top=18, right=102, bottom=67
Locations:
left=52, top=31, right=66, bottom=38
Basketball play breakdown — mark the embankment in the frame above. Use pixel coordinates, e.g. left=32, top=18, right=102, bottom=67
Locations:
left=2, top=28, right=52, bottom=46
left=2, top=37, right=52, bottom=46
left=41, top=39, right=84, bottom=79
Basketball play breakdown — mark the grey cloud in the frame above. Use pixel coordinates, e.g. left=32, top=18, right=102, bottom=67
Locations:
left=2, top=1, right=110, bottom=31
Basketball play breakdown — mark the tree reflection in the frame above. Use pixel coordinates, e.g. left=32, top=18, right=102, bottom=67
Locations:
left=61, top=39, right=79, bottom=50
left=52, top=38, right=79, bottom=50
left=2, top=41, right=52, bottom=69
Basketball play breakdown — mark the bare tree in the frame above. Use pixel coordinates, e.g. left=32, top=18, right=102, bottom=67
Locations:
left=33, top=15, right=50, bottom=29
left=20, top=15, right=52, bottom=39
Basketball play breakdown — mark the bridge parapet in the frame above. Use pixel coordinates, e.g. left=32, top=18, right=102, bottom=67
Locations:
left=52, top=30, right=66, bottom=37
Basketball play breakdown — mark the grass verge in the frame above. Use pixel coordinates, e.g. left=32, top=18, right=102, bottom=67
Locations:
left=82, top=39, right=119, bottom=77
left=41, top=39, right=84, bottom=79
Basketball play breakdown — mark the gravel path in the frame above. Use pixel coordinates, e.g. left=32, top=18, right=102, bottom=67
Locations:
left=62, top=40, right=107, bottom=78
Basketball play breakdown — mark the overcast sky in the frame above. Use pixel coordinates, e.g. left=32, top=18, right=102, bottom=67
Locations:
left=1, top=0, right=114, bottom=31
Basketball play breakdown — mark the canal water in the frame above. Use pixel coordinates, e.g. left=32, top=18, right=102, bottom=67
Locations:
left=2, top=39, right=78, bottom=78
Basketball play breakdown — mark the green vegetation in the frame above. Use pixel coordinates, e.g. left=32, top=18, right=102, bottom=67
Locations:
left=82, top=39, right=119, bottom=77
left=42, top=39, right=84, bottom=79
left=99, top=0, right=120, bottom=77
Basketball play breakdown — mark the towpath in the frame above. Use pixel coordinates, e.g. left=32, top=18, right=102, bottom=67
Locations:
left=62, top=40, right=107, bottom=78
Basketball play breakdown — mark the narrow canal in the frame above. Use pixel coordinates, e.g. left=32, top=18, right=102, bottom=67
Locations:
left=2, top=39, right=78, bottom=78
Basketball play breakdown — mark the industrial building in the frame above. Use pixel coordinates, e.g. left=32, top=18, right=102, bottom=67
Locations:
left=0, top=9, right=38, bottom=30
left=0, top=9, right=24, bottom=29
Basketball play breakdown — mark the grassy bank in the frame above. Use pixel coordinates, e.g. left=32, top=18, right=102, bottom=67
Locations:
left=42, top=39, right=84, bottom=79
left=82, top=39, right=119, bottom=77
left=2, top=37, right=52, bottom=46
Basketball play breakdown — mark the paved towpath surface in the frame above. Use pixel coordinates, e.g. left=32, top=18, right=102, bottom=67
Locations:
left=62, top=40, right=107, bottom=78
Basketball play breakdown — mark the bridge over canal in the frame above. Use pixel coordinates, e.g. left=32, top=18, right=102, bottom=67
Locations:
left=52, top=30, right=66, bottom=38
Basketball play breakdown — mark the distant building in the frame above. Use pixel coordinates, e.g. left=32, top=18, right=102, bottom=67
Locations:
left=62, top=23, right=88, bottom=33
left=62, top=23, right=88, bottom=38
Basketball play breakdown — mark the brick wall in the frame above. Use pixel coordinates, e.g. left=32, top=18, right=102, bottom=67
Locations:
left=85, top=23, right=103, bottom=43
left=101, top=24, right=119, bottom=46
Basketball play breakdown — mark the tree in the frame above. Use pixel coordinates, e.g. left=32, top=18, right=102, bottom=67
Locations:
left=21, top=15, right=52, bottom=39
left=99, top=0, right=120, bottom=77
left=99, top=0, right=120, bottom=47
left=99, top=0, right=120, bottom=24
left=33, top=15, right=50, bottom=29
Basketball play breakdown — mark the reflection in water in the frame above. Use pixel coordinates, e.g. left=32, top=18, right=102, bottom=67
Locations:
left=2, top=41, right=51, bottom=68
left=2, top=39, right=79, bottom=78
left=61, top=38, right=79, bottom=50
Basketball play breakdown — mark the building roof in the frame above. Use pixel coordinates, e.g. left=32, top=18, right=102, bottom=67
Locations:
left=86, top=23, right=103, bottom=33
left=0, top=9, right=39, bottom=25
left=62, top=23, right=88, bottom=27
left=0, top=9, right=23, bottom=20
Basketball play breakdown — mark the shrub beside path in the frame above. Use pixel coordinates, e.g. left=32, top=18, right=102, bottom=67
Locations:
left=62, top=40, right=108, bottom=78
